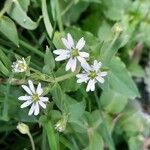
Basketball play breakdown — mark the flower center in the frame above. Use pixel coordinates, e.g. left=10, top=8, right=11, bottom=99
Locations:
left=88, top=71, right=97, bottom=79
left=32, top=93, right=39, bottom=102
left=71, top=49, right=79, bottom=58
left=18, top=62, right=26, bottom=70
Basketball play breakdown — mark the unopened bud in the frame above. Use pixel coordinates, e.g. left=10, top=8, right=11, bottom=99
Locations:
left=54, top=119, right=66, bottom=132
left=17, top=122, right=29, bottom=134
left=114, top=23, right=123, bottom=33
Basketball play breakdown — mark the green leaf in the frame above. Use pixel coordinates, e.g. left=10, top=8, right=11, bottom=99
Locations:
left=0, top=48, right=11, bottom=69
left=100, top=25, right=128, bottom=65
left=0, top=16, right=19, bottom=46
left=62, top=1, right=89, bottom=25
left=86, top=132, right=104, bottom=150
left=18, top=0, right=30, bottom=12
left=101, top=89, right=128, bottom=114
left=61, top=77, right=80, bottom=92
left=43, top=46, right=55, bottom=75
left=102, top=0, right=131, bottom=21
left=40, top=116, right=59, bottom=150
left=83, top=0, right=101, bottom=3
left=119, top=110, right=143, bottom=137
left=127, top=136, right=143, bottom=150
left=68, top=100, right=86, bottom=122
left=7, top=0, right=40, bottom=30
left=128, top=63, right=145, bottom=78
left=41, top=0, right=53, bottom=38
left=50, top=83, right=64, bottom=110
left=0, top=61, right=9, bottom=76
left=108, top=57, right=140, bottom=99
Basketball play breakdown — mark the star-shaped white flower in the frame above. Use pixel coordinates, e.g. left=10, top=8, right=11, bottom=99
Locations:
left=53, top=33, right=89, bottom=72
left=76, top=60, right=107, bottom=92
left=12, top=58, right=27, bottom=73
left=18, top=80, right=49, bottom=116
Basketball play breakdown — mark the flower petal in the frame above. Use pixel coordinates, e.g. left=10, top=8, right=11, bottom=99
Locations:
left=36, top=83, right=43, bottom=96
left=67, top=33, right=74, bottom=48
left=21, top=85, right=33, bottom=95
left=40, top=97, right=49, bottom=102
left=53, top=49, right=70, bottom=55
left=93, top=60, right=102, bottom=72
left=76, top=37, right=85, bottom=50
left=79, top=52, right=89, bottom=58
left=55, top=54, right=70, bottom=61
left=101, top=71, right=107, bottom=77
left=96, top=76, right=104, bottom=83
left=39, top=101, right=46, bottom=109
left=77, top=56, right=86, bottom=64
left=34, top=102, right=40, bottom=116
left=28, top=80, right=35, bottom=94
left=70, top=58, right=77, bottom=72
left=28, top=103, right=35, bottom=116
left=66, top=58, right=76, bottom=72
left=62, top=38, right=72, bottom=49
left=86, top=79, right=96, bottom=92
left=18, top=96, right=32, bottom=101
left=76, top=73, right=89, bottom=83
left=20, top=100, right=32, bottom=108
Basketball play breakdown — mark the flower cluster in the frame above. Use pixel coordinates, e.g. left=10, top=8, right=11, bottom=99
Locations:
left=15, top=33, right=107, bottom=116
left=53, top=33, right=107, bottom=92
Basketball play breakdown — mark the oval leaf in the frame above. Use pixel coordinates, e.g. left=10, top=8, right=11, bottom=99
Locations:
left=0, top=16, right=19, bottom=46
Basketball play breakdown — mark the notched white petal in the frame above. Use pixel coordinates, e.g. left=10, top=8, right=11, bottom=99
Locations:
left=28, top=103, right=35, bottom=116
left=67, top=33, right=74, bottom=48
left=62, top=38, right=71, bottom=49
left=86, top=79, right=95, bottom=92
left=18, top=96, right=32, bottom=101
left=79, top=52, right=89, bottom=58
left=96, top=76, right=104, bottom=83
left=39, top=101, right=46, bottom=109
left=34, top=102, right=39, bottom=116
left=20, top=101, right=32, bottom=108
left=66, top=58, right=76, bottom=71
left=21, top=85, right=33, bottom=95
left=70, top=58, right=77, bottom=72
left=76, top=37, right=85, bottom=50
left=53, top=49, right=69, bottom=55
left=28, top=80, right=35, bottom=94
left=36, top=83, right=43, bottom=96
left=101, top=72, right=107, bottom=77
left=55, top=54, right=69, bottom=61
left=40, top=97, right=49, bottom=102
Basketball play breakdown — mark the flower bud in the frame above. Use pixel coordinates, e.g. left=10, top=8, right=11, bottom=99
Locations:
left=17, top=122, right=29, bottom=134
left=54, top=118, right=67, bottom=132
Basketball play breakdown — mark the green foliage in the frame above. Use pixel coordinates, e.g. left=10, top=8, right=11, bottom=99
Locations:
left=0, top=16, right=19, bottom=46
left=0, top=0, right=149, bottom=149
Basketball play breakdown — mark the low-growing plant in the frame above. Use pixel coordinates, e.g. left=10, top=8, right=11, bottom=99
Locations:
left=0, top=0, right=150, bottom=150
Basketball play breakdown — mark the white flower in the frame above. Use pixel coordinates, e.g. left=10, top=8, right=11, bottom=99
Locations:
left=12, top=58, right=27, bottom=73
left=18, top=80, right=49, bottom=116
left=76, top=60, right=107, bottom=92
left=53, top=33, right=89, bottom=72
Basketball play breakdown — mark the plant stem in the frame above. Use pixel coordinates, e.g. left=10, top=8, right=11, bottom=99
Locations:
left=61, top=0, right=75, bottom=16
left=94, top=91, right=116, bottom=150
left=27, top=132, right=35, bottom=150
